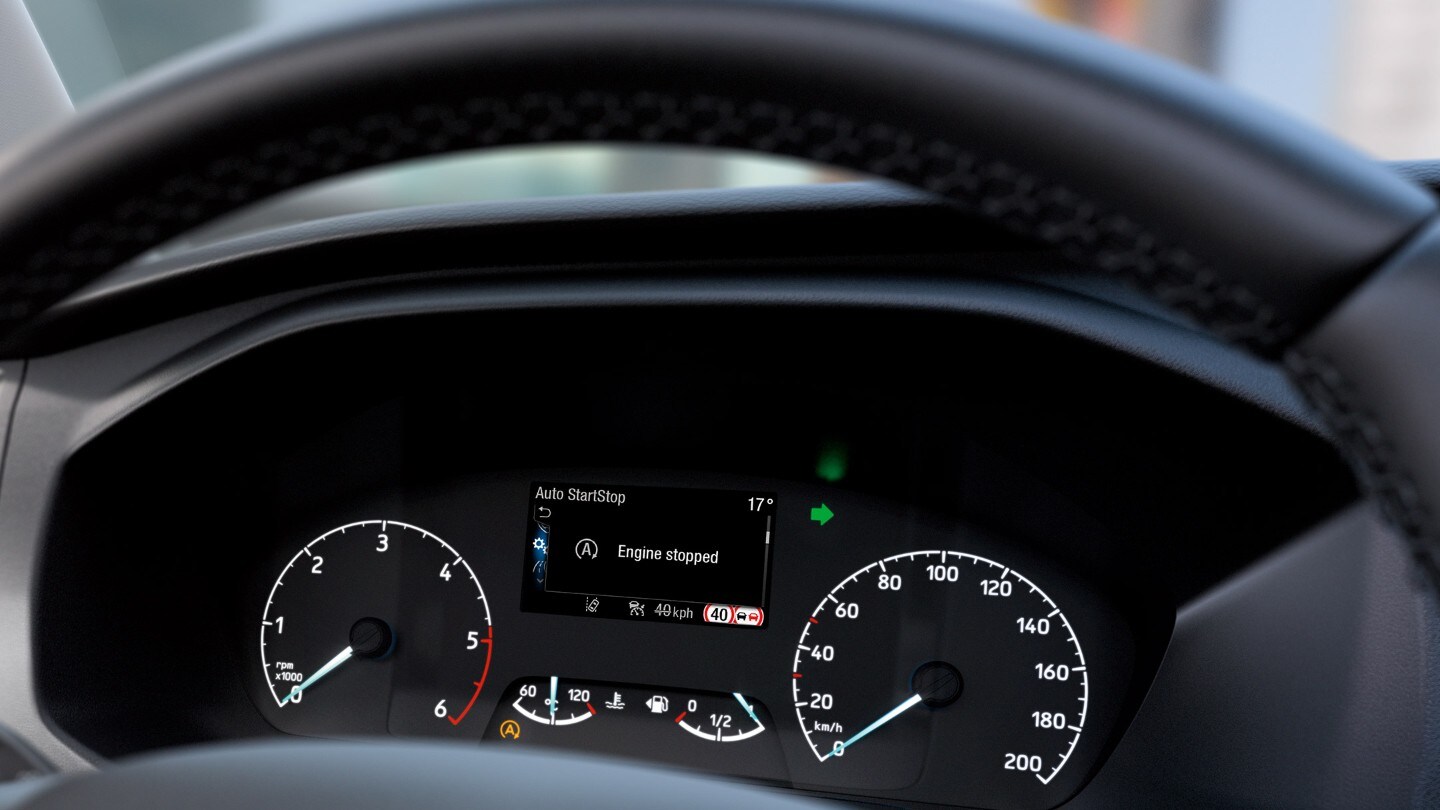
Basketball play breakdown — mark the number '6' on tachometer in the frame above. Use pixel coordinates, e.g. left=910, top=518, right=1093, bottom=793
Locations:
left=260, top=520, right=494, bottom=733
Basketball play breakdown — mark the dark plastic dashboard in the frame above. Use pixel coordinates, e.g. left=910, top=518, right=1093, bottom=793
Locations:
left=0, top=183, right=1422, bottom=809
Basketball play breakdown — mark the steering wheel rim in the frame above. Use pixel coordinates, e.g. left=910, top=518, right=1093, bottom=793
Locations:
left=0, top=0, right=1430, bottom=340
left=11, top=741, right=827, bottom=809
left=2, top=0, right=1439, bottom=804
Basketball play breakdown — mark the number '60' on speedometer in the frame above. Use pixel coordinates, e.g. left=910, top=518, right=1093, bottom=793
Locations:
left=792, top=550, right=1087, bottom=788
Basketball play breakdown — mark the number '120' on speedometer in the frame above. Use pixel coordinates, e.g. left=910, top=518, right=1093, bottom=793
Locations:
left=792, top=550, right=1087, bottom=787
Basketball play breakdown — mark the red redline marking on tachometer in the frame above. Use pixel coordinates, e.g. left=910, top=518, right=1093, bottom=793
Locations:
left=675, top=711, right=687, bottom=724
left=808, top=617, right=819, bottom=624
left=587, top=703, right=596, bottom=715
left=793, top=673, right=803, bottom=678
left=447, top=681, right=484, bottom=727
left=447, top=636, right=494, bottom=726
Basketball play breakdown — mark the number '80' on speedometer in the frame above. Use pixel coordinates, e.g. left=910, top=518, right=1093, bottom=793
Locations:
left=792, top=550, right=1087, bottom=788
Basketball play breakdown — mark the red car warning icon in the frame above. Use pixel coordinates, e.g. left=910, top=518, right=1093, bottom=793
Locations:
left=703, top=604, right=765, bottom=626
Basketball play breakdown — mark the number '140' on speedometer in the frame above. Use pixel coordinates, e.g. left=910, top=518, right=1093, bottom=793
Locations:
left=792, top=550, right=1087, bottom=787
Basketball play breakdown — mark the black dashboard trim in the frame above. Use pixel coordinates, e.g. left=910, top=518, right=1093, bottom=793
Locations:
left=26, top=182, right=1018, bottom=355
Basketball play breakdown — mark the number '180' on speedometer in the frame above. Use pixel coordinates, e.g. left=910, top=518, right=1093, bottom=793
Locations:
left=792, top=550, right=1087, bottom=789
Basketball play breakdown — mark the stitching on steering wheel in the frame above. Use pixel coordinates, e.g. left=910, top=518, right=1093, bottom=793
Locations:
left=12, top=90, right=1436, bottom=583
left=10, top=91, right=1289, bottom=351
left=1287, top=352, right=1440, bottom=585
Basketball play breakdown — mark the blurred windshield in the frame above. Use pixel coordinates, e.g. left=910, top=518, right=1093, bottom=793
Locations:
left=20, top=0, right=1440, bottom=240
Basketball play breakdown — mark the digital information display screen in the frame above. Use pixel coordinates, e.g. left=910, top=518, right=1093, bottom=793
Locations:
left=521, top=482, right=776, bottom=628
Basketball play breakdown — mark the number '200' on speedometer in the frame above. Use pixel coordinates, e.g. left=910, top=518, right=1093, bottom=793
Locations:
left=793, top=550, right=1087, bottom=786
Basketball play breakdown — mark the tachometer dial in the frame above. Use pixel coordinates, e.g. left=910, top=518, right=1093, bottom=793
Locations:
left=259, top=521, right=494, bottom=732
left=793, top=550, right=1086, bottom=788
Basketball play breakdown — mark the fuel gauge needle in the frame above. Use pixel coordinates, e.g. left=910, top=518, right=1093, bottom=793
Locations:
left=821, top=693, right=924, bottom=761
left=733, top=693, right=765, bottom=729
left=280, top=645, right=354, bottom=706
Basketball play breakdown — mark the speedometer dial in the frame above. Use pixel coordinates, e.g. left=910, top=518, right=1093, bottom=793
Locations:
left=793, top=550, right=1087, bottom=788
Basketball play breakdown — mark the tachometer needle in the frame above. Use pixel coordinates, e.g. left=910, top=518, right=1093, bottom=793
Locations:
left=821, top=693, right=924, bottom=761
left=280, top=646, right=354, bottom=706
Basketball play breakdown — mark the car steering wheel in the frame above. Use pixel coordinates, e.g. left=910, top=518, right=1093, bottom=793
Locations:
left=1, top=0, right=1438, bottom=806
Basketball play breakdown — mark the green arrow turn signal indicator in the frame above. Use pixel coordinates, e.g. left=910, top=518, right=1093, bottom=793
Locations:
left=810, top=503, right=835, bottom=526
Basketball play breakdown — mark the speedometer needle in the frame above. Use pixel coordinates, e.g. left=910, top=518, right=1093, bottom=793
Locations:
left=821, top=693, right=924, bottom=761
left=280, top=645, right=354, bottom=706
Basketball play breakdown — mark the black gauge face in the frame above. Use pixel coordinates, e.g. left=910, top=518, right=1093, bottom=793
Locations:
left=676, top=691, right=767, bottom=743
left=511, top=676, right=598, bottom=727
left=793, top=551, right=1088, bottom=792
left=500, top=676, right=766, bottom=740
left=482, top=677, right=788, bottom=780
left=259, top=521, right=494, bottom=734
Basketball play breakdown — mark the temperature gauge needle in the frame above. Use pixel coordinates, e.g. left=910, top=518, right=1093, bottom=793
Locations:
left=821, top=693, right=924, bottom=761
left=280, top=645, right=354, bottom=706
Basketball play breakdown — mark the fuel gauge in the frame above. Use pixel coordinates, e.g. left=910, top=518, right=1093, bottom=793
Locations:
left=676, top=692, right=767, bottom=742
left=484, top=677, right=786, bottom=781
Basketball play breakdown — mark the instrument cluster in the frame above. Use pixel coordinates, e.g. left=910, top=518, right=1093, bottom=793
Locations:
left=244, top=473, right=1141, bottom=810
left=35, top=307, right=1352, bottom=808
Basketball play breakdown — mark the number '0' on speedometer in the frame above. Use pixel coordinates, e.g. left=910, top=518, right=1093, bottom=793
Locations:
left=792, top=550, right=1087, bottom=787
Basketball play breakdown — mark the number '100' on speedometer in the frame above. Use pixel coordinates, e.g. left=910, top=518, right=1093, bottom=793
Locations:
left=792, top=550, right=1087, bottom=788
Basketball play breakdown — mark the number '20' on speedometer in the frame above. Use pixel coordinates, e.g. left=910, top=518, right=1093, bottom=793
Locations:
left=793, top=550, right=1087, bottom=790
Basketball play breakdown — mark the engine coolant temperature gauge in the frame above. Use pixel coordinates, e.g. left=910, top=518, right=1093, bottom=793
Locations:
left=484, top=677, right=784, bottom=778
left=512, top=676, right=598, bottom=726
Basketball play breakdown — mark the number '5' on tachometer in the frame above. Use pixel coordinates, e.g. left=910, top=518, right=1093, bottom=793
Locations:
left=260, top=521, right=494, bottom=735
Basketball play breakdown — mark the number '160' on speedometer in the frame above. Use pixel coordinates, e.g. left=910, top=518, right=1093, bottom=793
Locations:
left=792, top=550, right=1087, bottom=789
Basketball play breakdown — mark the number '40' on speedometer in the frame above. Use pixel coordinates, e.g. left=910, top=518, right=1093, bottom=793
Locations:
left=792, top=550, right=1087, bottom=788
